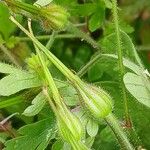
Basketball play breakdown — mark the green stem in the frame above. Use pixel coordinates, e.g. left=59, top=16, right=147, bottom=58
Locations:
left=105, top=113, right=134, bottom=150
left=15, top=34, right=79, bottom=41
left=111, top=0, right=130, bottom=126
left=0, top=96, right=23, bottom=109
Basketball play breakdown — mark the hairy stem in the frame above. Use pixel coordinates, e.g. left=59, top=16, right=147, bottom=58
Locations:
left=111, top=0, right=130, bottom=126
left=15, top=34, right=79, bottom=41
left=105, top=113, right=134, bottom=150
left=46, top=31, right=57, bottom=49
left=67, top=22, right=100, bottom=51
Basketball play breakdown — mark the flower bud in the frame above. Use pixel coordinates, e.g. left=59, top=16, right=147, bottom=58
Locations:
left=26, top=54, right=41, bottom=70
left=40, top=4, right=69, bottom=31
left=57, top=102, right=83, bottom=142
left=76, top=82, right=113, bottom=119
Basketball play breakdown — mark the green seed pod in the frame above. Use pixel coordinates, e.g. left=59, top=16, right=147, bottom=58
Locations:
left=40, top=4, right=69, bottom=31
left=57, top=102, right=83, bottom=142
left=76, top=81, right=113, bottom=119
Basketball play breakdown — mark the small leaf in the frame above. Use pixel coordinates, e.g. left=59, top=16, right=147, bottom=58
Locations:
left=23, top=92, right=46, bottom=116
left=35, top=0, right=53, bottom=6
left=86, top=119, right=99, bottom=137
left=4, top=118, right=56, bottom=150
left=124, top=72, right=150, bottom=108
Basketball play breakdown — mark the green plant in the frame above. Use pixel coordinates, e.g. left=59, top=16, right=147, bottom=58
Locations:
left=0, top=0, right=150, bottom=150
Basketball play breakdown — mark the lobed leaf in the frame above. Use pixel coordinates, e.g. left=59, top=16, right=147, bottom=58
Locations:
left=4, top=118, right=56, bottom=150
left=0, top=72, right=42, bottom=96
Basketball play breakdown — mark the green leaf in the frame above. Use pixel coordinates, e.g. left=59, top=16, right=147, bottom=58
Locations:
left=103, top=0, right=112, bottom=8
left=93, top=126, right=118, bottom=150
left=89, top=2, right=105, bottom=32
left=0, top=3, right=16, bottom=40
left=86, top=119, right=99, bottom=137
left=101, top=31, right=137, bottom=62
left=0, top=95, right=23, bottom=109
left=0, top=62, right=23, bottom=74
left=0, top=72, right=42, bottom=96
left=0, top=62, right=68, bottom=96
left=71, top=4, right=97, bottom=16
left=124, top=72, right=150, bottom=108
left=23, top=92, right=46, bottom=116
left=59, top=84, right=79, bottom=106
left=4, top=118, right=56, bottom=150
left=52, top=140, right=64, bottom=150
left=88, top=56, right=118, bottom=82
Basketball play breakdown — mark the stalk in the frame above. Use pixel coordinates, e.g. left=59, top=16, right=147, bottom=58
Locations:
left=67, top=22, right=100, bottom=50
left=105, top=114, right=134, bottom=150
left=111, top=0, right=131, bottom=126
left=46, top=31, right=56, bottom=49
